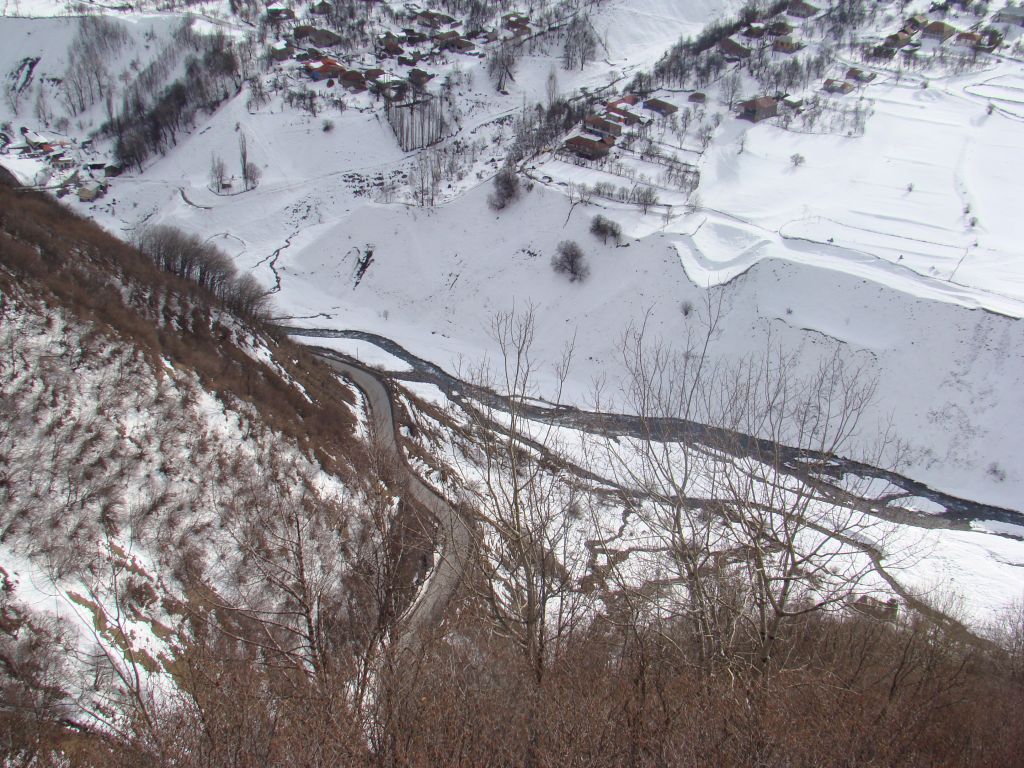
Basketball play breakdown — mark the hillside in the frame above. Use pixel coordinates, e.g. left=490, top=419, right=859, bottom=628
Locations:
left=0, top=168, right=440, bottom=759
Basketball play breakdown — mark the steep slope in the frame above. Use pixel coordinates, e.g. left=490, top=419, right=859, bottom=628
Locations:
left=0, top=169, right=429, bottom=758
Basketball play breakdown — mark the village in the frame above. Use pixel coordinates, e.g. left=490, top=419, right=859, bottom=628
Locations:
left=540, top=0, right=1023, bottom=213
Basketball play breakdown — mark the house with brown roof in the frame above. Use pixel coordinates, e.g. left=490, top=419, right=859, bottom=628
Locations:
left=884, top=31, right=912, bottom=47
left=739, top=96, right=778, bottom=122
left=773, top=35, right=804, bottom=53
left=922, top=21, right=957, bottom=42
left=584, top=115, right=623, bottom=137
left=564, top=135, right=612, bottom=160
left=643, top=98, right=678, bottom=116
left=718, top=37, right=752, bottom=59
left=339, top=69, right=367, bottom=90
left=688, top=92, right=707, bottom=104
left=824, top=78, right=855, bottom=94
left=904, top=14, right=928, bottom=33
left=955, top=31, right=982, bottom=48
left=606, top=105, right=643, bottom=125
left=846, top=67, right=876, bottom=83
left=787, top=0, right=819, bottom=19
left=408, top=68, right=434, bottom=88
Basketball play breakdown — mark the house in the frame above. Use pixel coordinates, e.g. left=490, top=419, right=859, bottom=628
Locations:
left=767, top=20, right=793, bottom=36
left=103, top=164, right=122, bottom=178
left=382, top=39, right=405, bottom=55
left=688, top=92, right=707, bottom=104
left=606, top=105, right=643, bottom=125
left=717, top=37, right=752, bottom=59
left=608, top=95, right=639, bottom=107
left=846, top=67, right=876, bottom=82
left=418, top=10, right=455, bottom=28
left=643, top=97, right=678, bottom=116
left=338, top=69, right=366, bottom=90
left=741, top=24, right=766, bottom=39
left=738, top=96, right=778, bottom=122
left=904, top=14, right=928, bottom=33
left=270, top=39, right=293, bottom=61
left=310, top=28, right=342, bottom=47
left=310, top=0, right=332, bottom=14
left=266, top=4, right=295, bottom=21
left=408, top=68, right=434, bottom=88
left=563, top=135, right=611, bottom=160
left=786, top=0, right=819, bottom=19
left=955, top=31, right=982, bottom=48
left=773, top=35, right=804, bottom=53
left=995, top=6, right=1024, bottom=26
left=782, top=95, right=804, bottom=109
left=824, top=78, right=855, bottom=94
left=921, top=20, right=957, bottom=42
left=307, top=58, right=344, bottom=81
left=77, top=182, right=104, bottom=202
left=884, top=31, right=912, bottom=47
left=584, top=115, right=623, bottom=138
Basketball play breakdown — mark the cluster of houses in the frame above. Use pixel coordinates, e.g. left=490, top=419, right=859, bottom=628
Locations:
left=0, top=127, right=116, bottom=201
left=562, top=95, right=680, bottom=160
left=870, top=10, right=1002, bottom=59
left=268, top=2, right=537, bottom=101
left=716, top=1, right=821, bottom=61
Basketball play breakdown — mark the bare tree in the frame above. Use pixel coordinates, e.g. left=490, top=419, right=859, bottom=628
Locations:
left=551, top=241, right=589, bottom=282
left=596, top=303, right=899, bottom=674
left=451, top=309, right=593, bottom=685
left=488, top=43, right=518, bottom=92
left=209, top=154, right=227, bottom=190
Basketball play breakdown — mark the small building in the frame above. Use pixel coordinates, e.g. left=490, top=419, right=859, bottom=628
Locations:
left=310, top=0, right=332, bottom=14
left=266, top=5, right=295, bottom=21
left=955, top=31, right=982, bottom=48
left=921, top=20, right=957, bottom=42
left=418, top=10, right=455, bottom=28
left=846, top=67, right=876, bottom=83
left=904, top=14, right=928, bottom=33
left=584, top=115, right=623, bottom=138
left=606, top=105, right=643, bottom=125
left=884, top=31, right=912, bottom=48
left=786, top=0, right=819, bottom=19
left=782, top=95, right=804, bottom=110
left=741, top=24, right=765, bottom=39
left=307, top=27, right=344, bottom=47
left=767, top=20, right=793, bottom=36
left=738, top=96, right=778, bottom=122
left=339, top=69, right=367, bottom=90
left=643, top=97, right=678, bottom=116
left=824, top=78, right=855, bottom=94
left=104, top=164, right=122, bottom=178
left=408, top=68, right=434, bottom=88
left=608, top=95, right=640, bottom=107
left=77, top=182, right=104, bottom=202
left=718, top=37, right=752, bottom=59
left=270, top=39, right=293, bottom=61
left=773, top=35, right=804, bottom=53
left=563, top=135, right=611, bottom=160
left=307, top=58, right=344, bottom=81
left=688, top=92, right=707, bottom=104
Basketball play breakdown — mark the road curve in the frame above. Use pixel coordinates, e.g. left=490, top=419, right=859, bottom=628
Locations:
left=317, top=351, right=472, bottom=650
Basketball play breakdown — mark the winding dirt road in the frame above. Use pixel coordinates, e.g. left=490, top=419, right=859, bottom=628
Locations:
left=317, top=351, right=472, bottom=650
